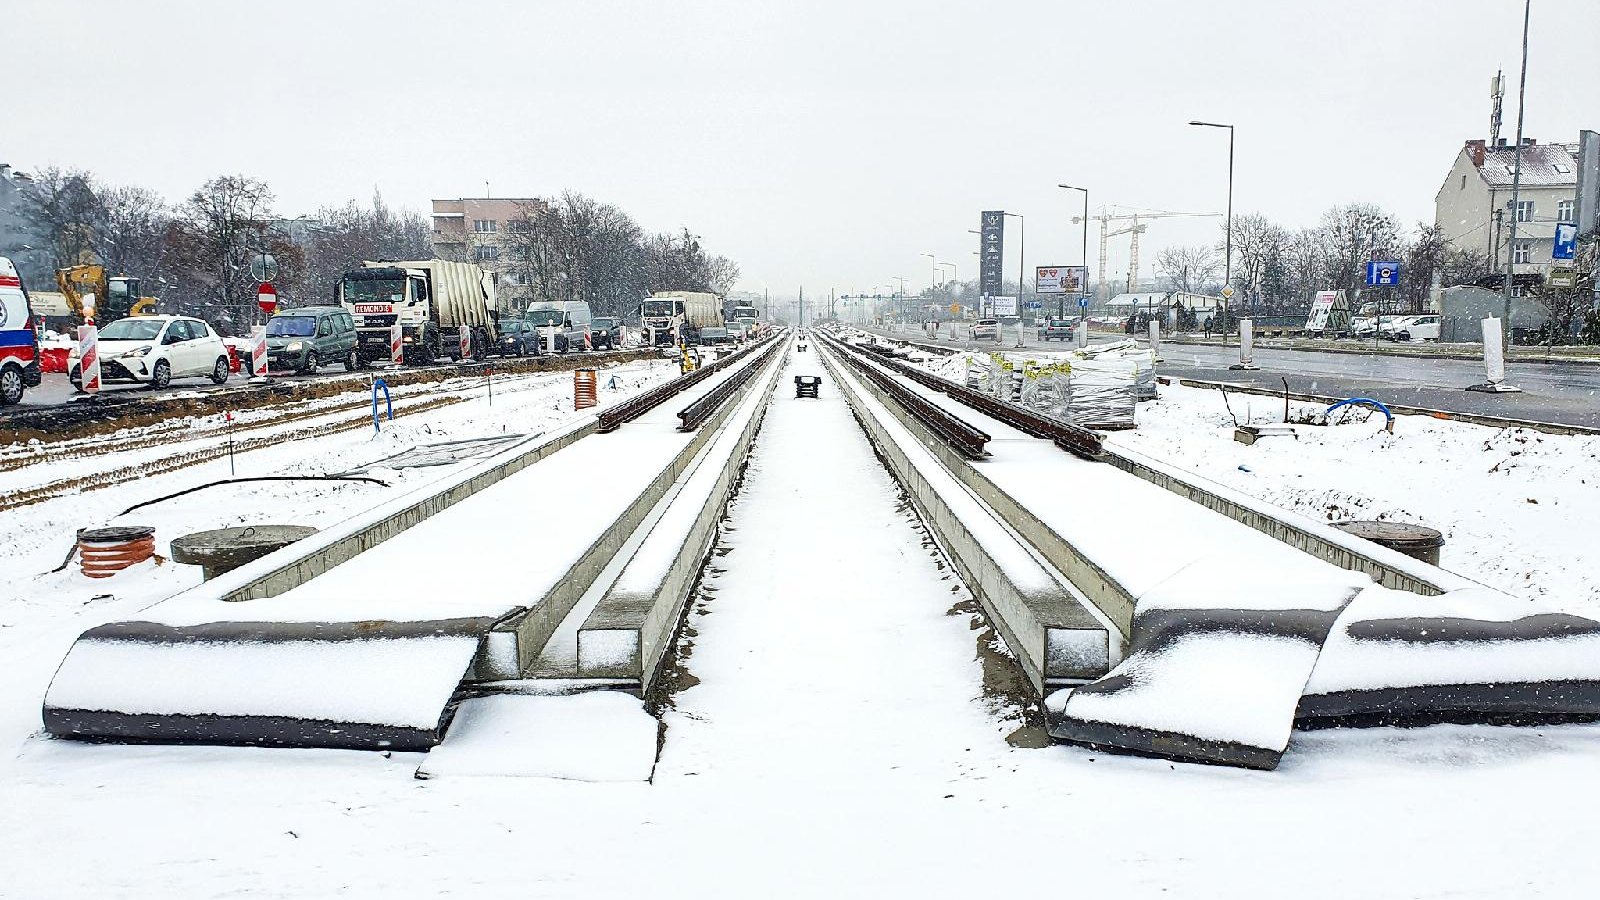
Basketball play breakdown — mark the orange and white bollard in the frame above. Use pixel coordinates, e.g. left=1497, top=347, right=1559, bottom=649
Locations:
left=574, top=368, right=598, bottom=410
left=390, top=323, right=404, bottom=366
left=250, top=324, right=268, bottom=379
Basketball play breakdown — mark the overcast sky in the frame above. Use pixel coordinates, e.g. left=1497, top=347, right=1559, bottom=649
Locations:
left=9, top=1, right=1598, bottom=299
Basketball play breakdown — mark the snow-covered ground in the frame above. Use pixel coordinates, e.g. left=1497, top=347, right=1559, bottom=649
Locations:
left=1112, top=382, right=1600, bottom=612
left=3, top=352, right=1600, bottom=897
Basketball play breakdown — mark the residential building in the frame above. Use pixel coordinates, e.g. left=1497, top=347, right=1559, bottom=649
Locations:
left=0, top=163, right=50, bottom=285
left=431, top=196, right=548, bottom=312
left=1435, top=137, right=1582, bottom=281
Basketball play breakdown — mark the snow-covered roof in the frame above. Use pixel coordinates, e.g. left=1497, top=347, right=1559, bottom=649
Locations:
left=1475, top=142, right=1580, bottom=188
left=1106, top=292, right=1169, bottom=307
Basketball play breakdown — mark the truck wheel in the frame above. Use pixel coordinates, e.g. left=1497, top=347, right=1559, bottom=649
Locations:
left=0, top=367, right=23, bottom=405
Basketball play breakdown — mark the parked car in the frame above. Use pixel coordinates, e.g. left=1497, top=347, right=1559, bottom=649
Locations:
left=69, top=314, right=230, bottom=390
left=1390, top=314, right=1441, bottom=342
left=1039, top=318, right=1078, bottom=341
left=591, top=316, right=624, bottom=350
left=496, top=319, right=543, bottom=356
left=264, top=306, right=359, bottom=374
left=525, top=300, right=593, bottom=352
left=969, top=318, right=1000, bottom=341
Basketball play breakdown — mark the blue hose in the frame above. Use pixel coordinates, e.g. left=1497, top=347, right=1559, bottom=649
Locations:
left=1326, top=396, right=1393, bottom=429
left=372, top=378, right=393, bottom=433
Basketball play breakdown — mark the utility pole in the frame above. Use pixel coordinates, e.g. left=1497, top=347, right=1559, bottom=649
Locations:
left=1502, top=0, right=1532, bottom=355
left=799, top=285, right=804, bottom=328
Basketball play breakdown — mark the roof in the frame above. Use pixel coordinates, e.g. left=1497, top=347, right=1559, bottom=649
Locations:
left=1475, top=142, right=1580, bottom=188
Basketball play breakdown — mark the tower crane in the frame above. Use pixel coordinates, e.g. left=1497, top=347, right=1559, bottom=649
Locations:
left=1072, top=208, right=1222, bottom=302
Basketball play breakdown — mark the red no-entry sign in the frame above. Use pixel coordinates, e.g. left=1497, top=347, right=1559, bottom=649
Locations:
left=257, top=282, right=278, bottom=316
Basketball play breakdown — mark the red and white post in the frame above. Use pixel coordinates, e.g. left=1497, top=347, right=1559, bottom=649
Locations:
left=77, top=324, right=101, bottom=394
left=390, top=322, right=404, bottom=367
left=250, top=325, right=268, bottom=380
left=458, top=327, right=471, bottom=362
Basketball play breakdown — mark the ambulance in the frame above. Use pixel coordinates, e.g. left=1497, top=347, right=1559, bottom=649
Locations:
left=0, top=256, right=43, bottom=404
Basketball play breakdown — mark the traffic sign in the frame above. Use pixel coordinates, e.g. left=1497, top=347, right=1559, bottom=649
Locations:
left=256, top=281, right=278, bottom=315
left=1365, top=261, right=1402, bottom=286
left=1078, top=296, right=1090, bottom=311
left=1553, top=222, right=1578, bottom=261
left=1549, top=268, right=1579, bottom=290
left=949, top=303, right=960, bottom=314
left=249, top=253, right=279, bottom=284
left=1221, top=285, right=1235, bottom=300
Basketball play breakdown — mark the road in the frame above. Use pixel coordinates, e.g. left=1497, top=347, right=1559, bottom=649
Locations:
left=864, top=323, right=1600, bottom=429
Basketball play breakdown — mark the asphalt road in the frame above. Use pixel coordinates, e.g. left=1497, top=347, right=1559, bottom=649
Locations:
left=864, top=323, right=1600, bottom=429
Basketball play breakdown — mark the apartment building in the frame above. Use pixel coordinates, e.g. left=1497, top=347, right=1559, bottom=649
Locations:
left=1435, top=137, right=1580, bottom=278
left=431, top=196, right=548, bottom=311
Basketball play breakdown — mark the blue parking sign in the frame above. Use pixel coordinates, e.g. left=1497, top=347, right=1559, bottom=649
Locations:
left=1554, top=222, right=1578, bottom=261
left=1079, top=296, right=1090, bottom=310
left=1365, top=261, right=1401, bottom=286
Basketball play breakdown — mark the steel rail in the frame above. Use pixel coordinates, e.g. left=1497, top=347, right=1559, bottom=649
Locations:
left=824, top=331, right=1104, bottom=461
left=597, top=334, right=780, bottom=432
left=817, top=333, right=991, bottom=460
left=677, top=339, right=785, bottom=431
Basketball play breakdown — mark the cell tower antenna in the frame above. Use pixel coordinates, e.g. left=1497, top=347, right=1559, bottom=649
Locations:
left=1490, top=69, right=1505, bottom=145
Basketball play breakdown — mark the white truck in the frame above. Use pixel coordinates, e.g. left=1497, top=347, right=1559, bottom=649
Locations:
left=641, top=290, right=722, bottom=346
left=339, top=260, right=498, bottom=365
left=730, top=304, right=759, bottom=340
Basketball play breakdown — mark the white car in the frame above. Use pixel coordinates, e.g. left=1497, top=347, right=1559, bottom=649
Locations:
left=1392, top=315, right=1441, bottom=342
left=969, top=318, right=1000, bottom=341
left=70, top=314, right=231, bottom=390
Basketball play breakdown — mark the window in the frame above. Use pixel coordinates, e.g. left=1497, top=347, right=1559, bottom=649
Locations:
left=1460, top=174, right=1467, bottom=190
left=1558, top=199, right=1575, bottom=223
left=474, top=245, right=500, bottom=261
left=165, top=320, right=193, bottom=342
left=1554, top=163, right=1572, bottom=174
left=507, top=219, right=531, bottom=233
left=1514, top=200, right=1535, bottom=223
left=318, top=318, right=332, bottom=337
left=190, top=321, right=210, bottom=338
left=1513, top=240, right=1533, bottom=264
left=473, top=219, right=498, bottom=233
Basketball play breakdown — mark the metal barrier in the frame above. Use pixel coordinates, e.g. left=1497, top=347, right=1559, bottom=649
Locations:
left=598, top=334, right=781, bottom=433
left=677, top=339, right=785, bottom=431
left=819, top=333, right=991, bottom=460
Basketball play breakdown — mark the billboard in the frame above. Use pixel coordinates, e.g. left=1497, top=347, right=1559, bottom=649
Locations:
left=980, top=211, right=1005, bottom=297
left=989, top=296, right=1017, bottom=316
left=1035, top=265, right=1088, bottom=295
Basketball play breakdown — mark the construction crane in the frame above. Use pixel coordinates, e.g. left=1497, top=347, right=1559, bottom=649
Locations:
left=1072, top=208, right=1221, bottom=302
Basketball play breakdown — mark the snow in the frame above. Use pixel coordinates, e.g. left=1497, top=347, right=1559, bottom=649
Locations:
left=6, top=341, right=1600, bottom=895
left=1108, top=382, right=1600, bottom=611
left=46, top=635, right=482, bottom=727
left=416, top=693, right=657, bottom=781
left=1059, top=632, right=1321, bottom=749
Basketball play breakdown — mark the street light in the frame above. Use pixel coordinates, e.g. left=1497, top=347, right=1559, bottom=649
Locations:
left=921, top=252, right=941, bottom=287
left=1189, top=120, right=1235, bottom=324
left=1501, top=0, right=1532, bottom=362
left=938, top=262, right=957, bottom=283
left=1058, top=183, right=1089, bottom=319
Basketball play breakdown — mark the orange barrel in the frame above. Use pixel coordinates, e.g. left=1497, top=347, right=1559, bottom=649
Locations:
left=574, top=368, right=598, bottom=410
left=78, top=526, right=157, bottom=579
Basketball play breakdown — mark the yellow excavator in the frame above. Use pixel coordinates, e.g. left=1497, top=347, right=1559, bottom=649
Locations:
left=55, top=264, right=158, bottom=324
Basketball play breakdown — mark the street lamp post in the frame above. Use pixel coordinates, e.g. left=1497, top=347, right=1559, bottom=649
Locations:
left=1058, top=183, right=1089, bottom=319
left=1189, top=120, right=1235, bottom=327
left=921, top=252, right=941, bottom=288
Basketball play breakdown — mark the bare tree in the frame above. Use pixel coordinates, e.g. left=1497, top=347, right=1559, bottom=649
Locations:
left=172, top=175, right=279, bottom=331
left=1318, top=203, right=1403, bottom=301
left=1155, top=244, right=1221, bottom=293
left=21, top=166, right=101, bottom=272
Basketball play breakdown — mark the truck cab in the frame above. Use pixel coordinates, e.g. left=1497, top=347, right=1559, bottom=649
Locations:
left=0, top=257, right=43, bottom=404
left=640, top=296, right=684, bottom=346
left=341, top=266, right=434, bottom=363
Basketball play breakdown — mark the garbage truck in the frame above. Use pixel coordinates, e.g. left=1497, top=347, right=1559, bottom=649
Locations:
left=339, top=260, right=498, bottom=365
left=641, top=290, right=721, bottom=346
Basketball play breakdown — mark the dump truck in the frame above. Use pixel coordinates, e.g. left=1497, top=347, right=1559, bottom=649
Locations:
left=339, top=259, right=498, bottom=365
left=641, top=290, right=722, bottom=346
left=730, top=303, right=759, bottom=340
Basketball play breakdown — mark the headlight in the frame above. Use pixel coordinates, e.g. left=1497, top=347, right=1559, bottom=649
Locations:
left=286, top=341, right=304, bottom=352
left=116, top=346, right=152, bottom=359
